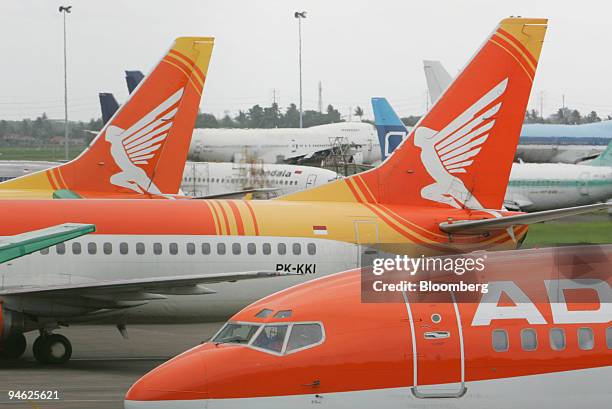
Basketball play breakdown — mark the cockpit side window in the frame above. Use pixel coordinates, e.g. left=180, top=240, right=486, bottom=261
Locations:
left=212, top=323, right=261, bottom=344
left=251, top=325, right=289, bottom=354
left=286, top=323, right=324, bottom=353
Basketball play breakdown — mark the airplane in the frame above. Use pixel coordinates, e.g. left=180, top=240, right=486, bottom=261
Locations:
left=188, top=121, right=381, bottom=166
left=3, top=17, right=607, bottom=366
left=372, top=98, right=612, bottom=211
left=0, top=160, right=339, bottom=200
left=0, top=36, right=215, bottom=199
left=423, top=60, right=612, bottom=164
left=124, top=244, right=612, bottom=409
left=104, top=70, right=380, bottom=166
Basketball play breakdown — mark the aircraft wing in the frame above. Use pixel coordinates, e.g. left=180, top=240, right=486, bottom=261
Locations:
left=0, top=271, right=293, bottom=298
left=0, top=223, right=95, bottom=264
left=439, top=203, right=611, bottom=234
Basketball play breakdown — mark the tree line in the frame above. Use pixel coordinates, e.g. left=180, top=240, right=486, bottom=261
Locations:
left=0, top=104, right=609, bottom=146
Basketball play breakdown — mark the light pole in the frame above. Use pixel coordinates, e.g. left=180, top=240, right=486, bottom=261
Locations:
left=294, top=11, right=306, bottom=128
left=59, top=5, right=71, bottom=161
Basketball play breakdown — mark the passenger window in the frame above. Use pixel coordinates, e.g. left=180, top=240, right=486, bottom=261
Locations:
left=217, top=243, right=226, bottom=255
left=88, top=242, right=97, bottom=255
left=255, top=308, right=273, bottom=318
left=103, top=242, right=112, bottom=255
left=278, top=243, right=286, bottom=255
left=606, top=327, right=612, bottom=349
left=292, top=243, right=301, bottom=255
left=169, top=243, right=178, bottom=255
left=72, top=242, right=81, bottom=255
left=202, top=243, right=211, bottom=255
left=262, top=243, right=271, bottom=255
left=274, top=310, right=292, bottom=319
left=153, top=243, right=162, bottom=255
left=56, top=243, right=65, bottom=255
left=232, top=243, right=241, bottom=255
left=492, top=329, right=508, bottom=352
left=578, top=328, right=594, bottom=350
left=521, top=328, right=537, bottom=351
left=286, top=323, right=323, bottom=352
left=549, top=328, right=566, bottom=351
left=119, top=242, right=128, bottom=255
left=40, top=248, right=49, bottom=255
left=186, top=243, right=195, bottom=255
left=307, top=243, right=316, bottom=255
left=247, top=243, right=256, bottom=255
left=136, top=242, right=145, bottom=255
left=252, top=325, right=289, bottom=354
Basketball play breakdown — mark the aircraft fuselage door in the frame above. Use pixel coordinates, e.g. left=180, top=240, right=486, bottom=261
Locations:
left=354, top=221, right=379, bottom=268
left=579, top=171, right=590, bottom=196
left=290, top=139, right=298, bottom=153
left=306, top=174, right=317, bottom=188
left=404, top=291, right=466, bottom=398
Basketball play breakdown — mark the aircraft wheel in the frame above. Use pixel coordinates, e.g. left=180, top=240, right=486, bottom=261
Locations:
left=33, top=334, right=72, bottom=364
left=0, top=333, right=27, bottom=359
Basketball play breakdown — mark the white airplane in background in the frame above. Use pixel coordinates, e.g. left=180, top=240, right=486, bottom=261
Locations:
left=0, top=160, right=339, bottom=199
left=424, top=60, right=612, bottom=164
left=105, top=71, right=381, bottom=166
left=181, top=162, right=340, bottom=198
left=188, top=121, right=381, bottom=165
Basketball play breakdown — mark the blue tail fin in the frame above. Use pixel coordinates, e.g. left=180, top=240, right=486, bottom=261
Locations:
left=371, top=97, right=409, bottom=161
left=98, top=92, right=119, bottom=125
left=125, top=70, right=145, bottom=94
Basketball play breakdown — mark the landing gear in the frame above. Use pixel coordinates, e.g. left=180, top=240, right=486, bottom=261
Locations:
left=33, top=333, right=72, bottom=364
left=0, top=333, right=27, bottom=359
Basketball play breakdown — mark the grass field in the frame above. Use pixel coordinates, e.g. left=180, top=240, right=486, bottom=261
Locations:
left=0, top=146, right=84, bottom=161
left=523, top=219, right=612, bottom=246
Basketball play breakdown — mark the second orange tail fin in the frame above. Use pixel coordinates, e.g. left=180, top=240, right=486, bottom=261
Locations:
left=0, top=37, right=214, bottom=198
left=281, top=17, right=547, bottom=210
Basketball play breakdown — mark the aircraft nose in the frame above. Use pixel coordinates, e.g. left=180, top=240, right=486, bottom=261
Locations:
left=125, top=349, right=207, bottom=408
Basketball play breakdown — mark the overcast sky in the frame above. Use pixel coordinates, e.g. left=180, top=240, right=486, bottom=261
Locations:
left=0, top=0, right=610, bottom=122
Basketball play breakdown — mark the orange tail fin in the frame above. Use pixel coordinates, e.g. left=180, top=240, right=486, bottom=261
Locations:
left=0, top=37, right=214, bottom=198
left=281, top=18, right=547, bottom=210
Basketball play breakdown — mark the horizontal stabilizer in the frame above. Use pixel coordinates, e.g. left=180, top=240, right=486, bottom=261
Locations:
left=0, top=223, right=95, bottom=264
left=193, top=188, right=279, bottom=200
left=440, top=203, right=611, bottom=234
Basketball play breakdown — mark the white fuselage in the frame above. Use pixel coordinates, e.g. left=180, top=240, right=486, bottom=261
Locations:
left=0, top=235, right=359, bottom=324
left=188, top=122, right=381, bottom=165
left=181, top=162, right=340, bottom=198
left=506, top=162, right=612, bottom=211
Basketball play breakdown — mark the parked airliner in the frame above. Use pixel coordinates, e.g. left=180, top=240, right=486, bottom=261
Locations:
left=0, top=160, right=339, bottom=199
left=424, top=60, right=612, bottom=163
left=124, top=245, right=612, bottom=409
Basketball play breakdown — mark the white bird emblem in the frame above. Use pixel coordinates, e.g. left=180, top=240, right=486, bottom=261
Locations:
left=413, top=78, right=508, bottom=209
left=105, top=88, right=184, bottom=195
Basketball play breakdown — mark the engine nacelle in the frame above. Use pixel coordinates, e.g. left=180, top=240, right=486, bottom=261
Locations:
left=0, top=303, right=30, bottom=341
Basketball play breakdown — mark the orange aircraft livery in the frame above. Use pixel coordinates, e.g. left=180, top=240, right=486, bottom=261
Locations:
left=0, top=37, right=214, bottom=199
left=124, top=245, right=612, bottom=409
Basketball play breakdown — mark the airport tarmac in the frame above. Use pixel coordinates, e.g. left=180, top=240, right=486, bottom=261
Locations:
left=0, top=323, right=224, bottom=408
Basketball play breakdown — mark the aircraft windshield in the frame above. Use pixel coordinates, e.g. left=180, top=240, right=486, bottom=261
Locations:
left=213, top=323, right=261, bottom=344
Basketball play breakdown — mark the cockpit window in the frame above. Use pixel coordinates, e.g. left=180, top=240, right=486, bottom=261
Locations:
left=286, top=323, right=323, bottom=353
left=251, top=325, right=289, bottom=353
left=274, top=310, right=292, bottom=318
left=213, top=323, right=260, bottom=344
left=255, top=308, right=273, bottom=318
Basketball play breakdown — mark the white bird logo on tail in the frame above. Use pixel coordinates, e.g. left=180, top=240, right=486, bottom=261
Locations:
left=105, top=88, right=184, bottom=195
left=413, top=78, right=508, bottom=209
